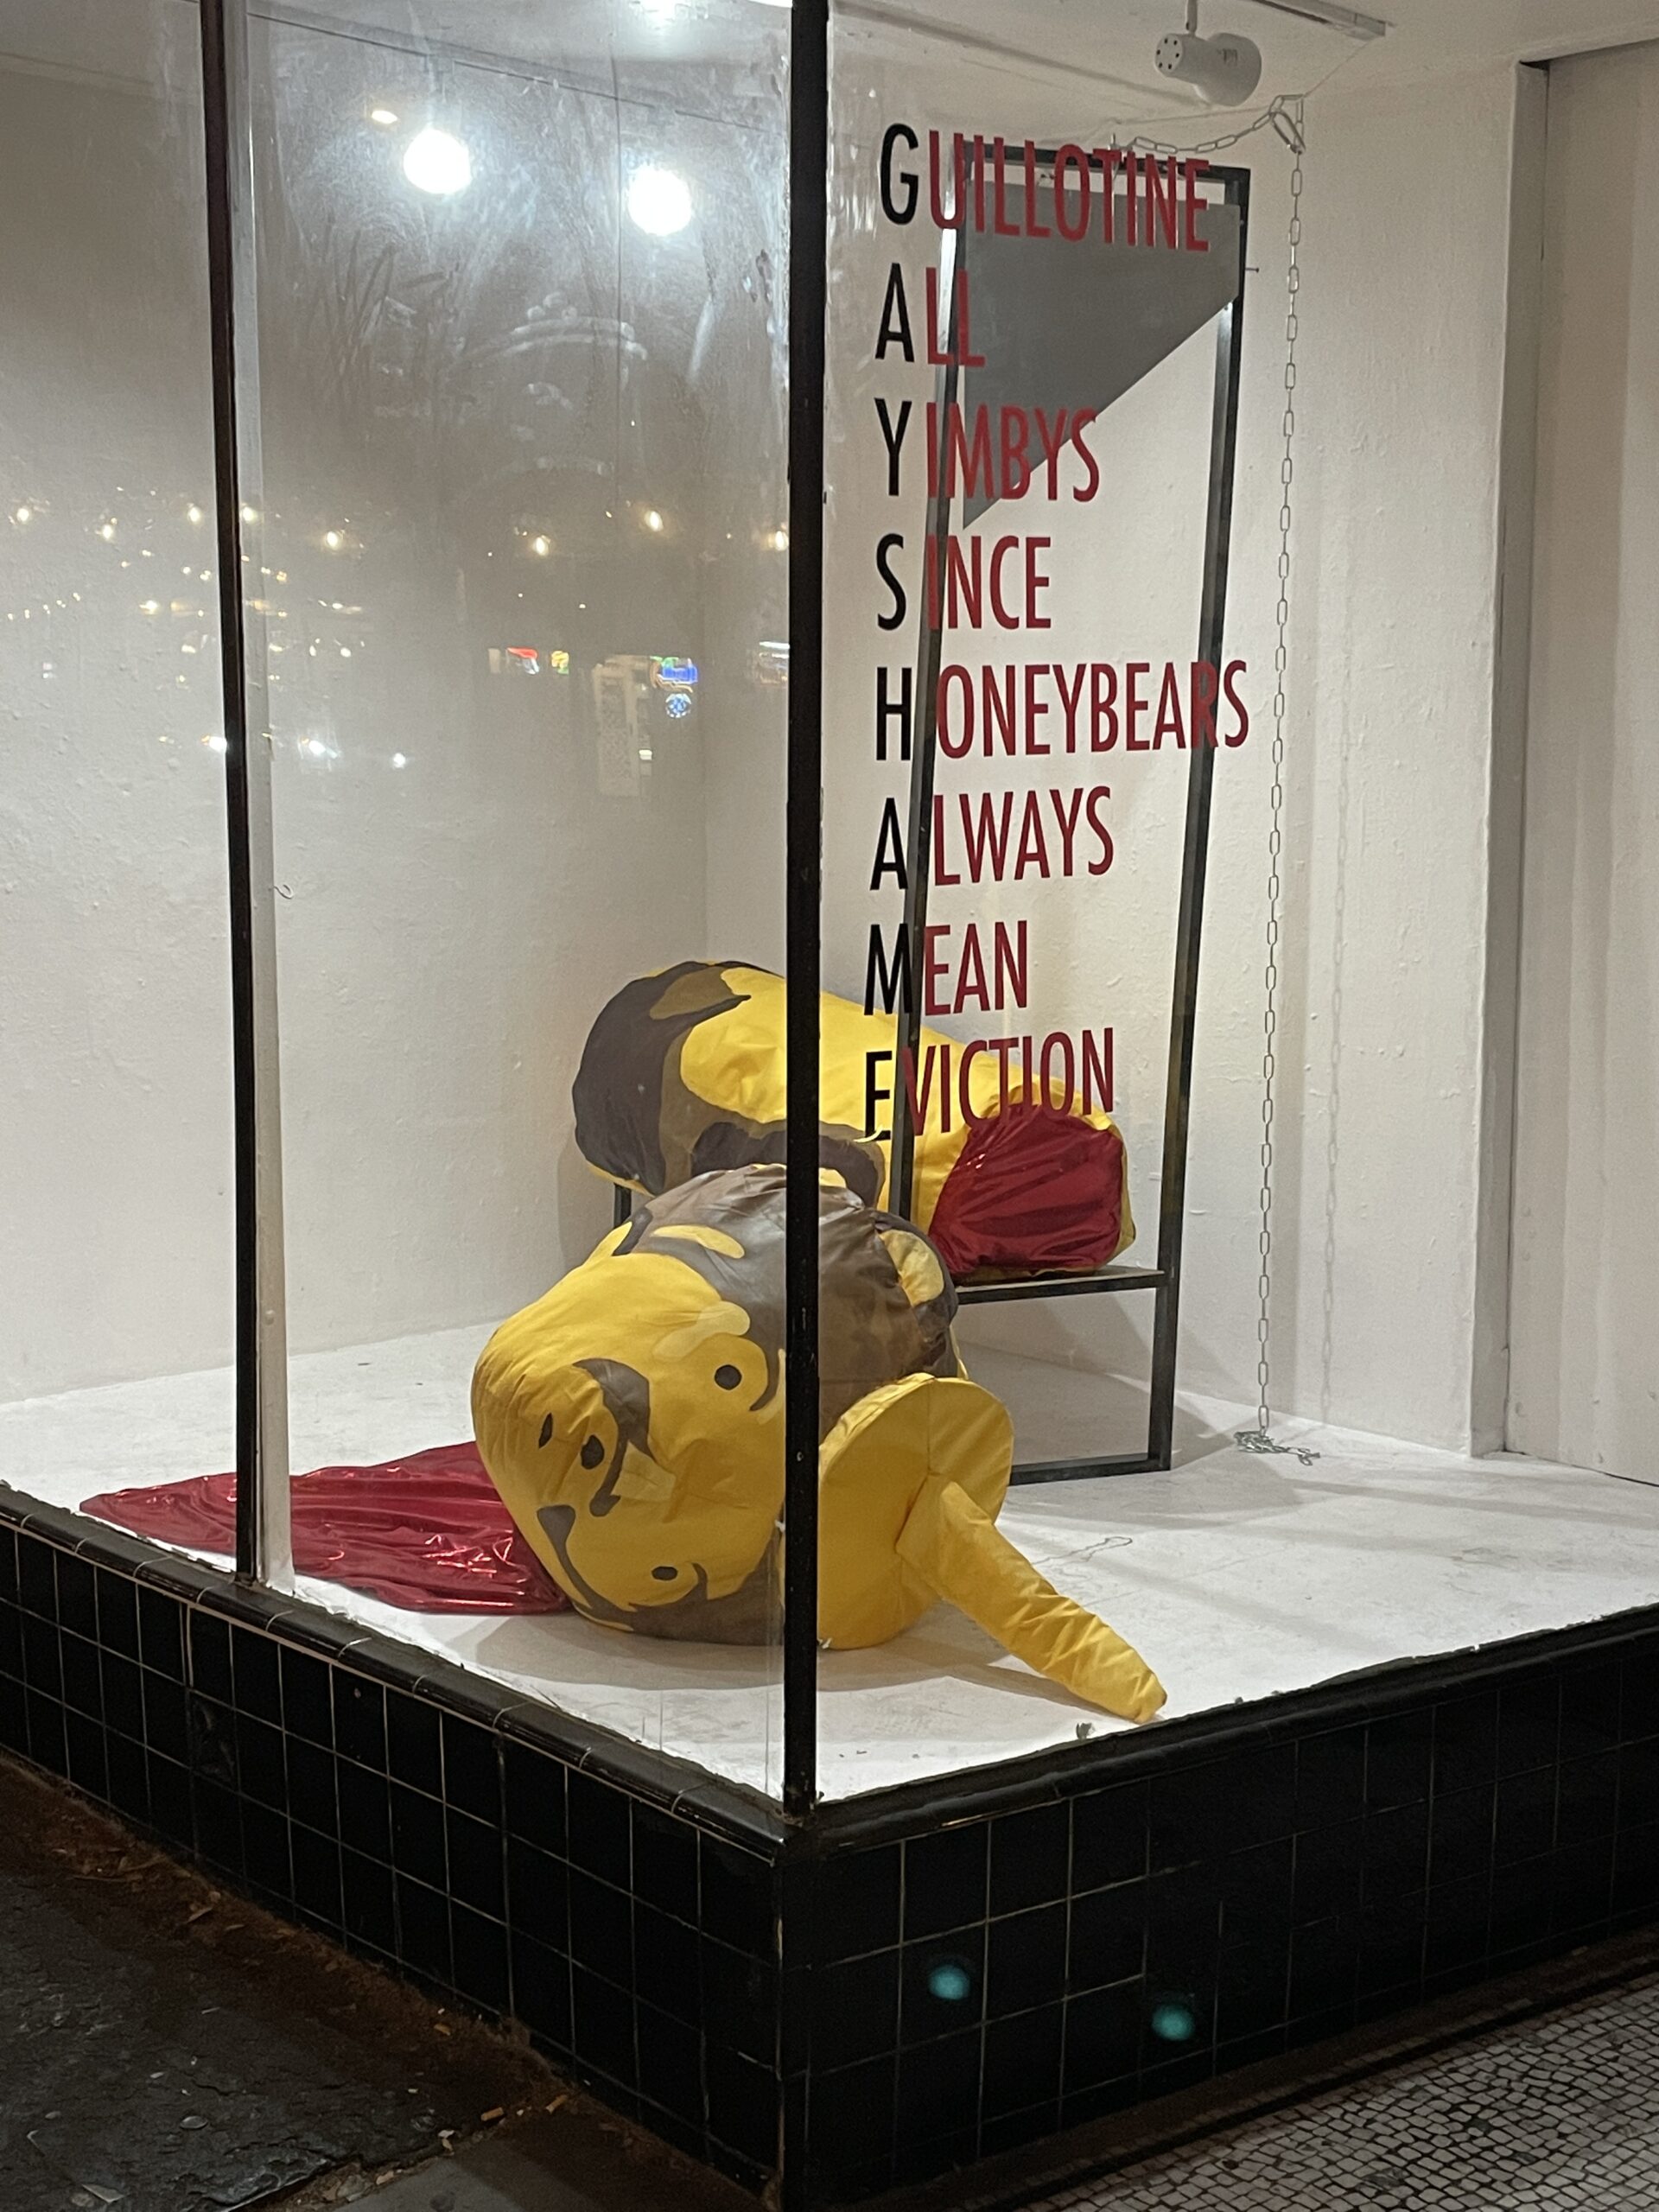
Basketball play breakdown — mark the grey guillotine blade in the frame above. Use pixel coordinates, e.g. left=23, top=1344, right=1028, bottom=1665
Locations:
left=959, top=183, right=1243, bottom=526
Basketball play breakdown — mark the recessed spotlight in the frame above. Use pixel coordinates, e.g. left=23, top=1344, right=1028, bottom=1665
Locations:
left=403, top=126, right=473, bottom=196
left=530, top=534, right=552, bottom=557
left=642, top=508, right=664, bottom=534
left=626, top=166, right=692, bottom=237
left=768, top=526, right=789, bottom=552
left=13, top=505, right=31, bottom=524
left=323, top=530, right=342, bottom=550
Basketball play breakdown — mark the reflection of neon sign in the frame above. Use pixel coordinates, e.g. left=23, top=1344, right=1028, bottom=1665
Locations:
left=665, top=691, right=692, bottom=720
left=751, top=639, right=789, bottom=687
left=651, top=656, right=698, bottom=690
left=488, top=646, right=571, bottom=677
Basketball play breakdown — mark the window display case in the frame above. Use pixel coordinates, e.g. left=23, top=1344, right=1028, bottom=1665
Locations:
left=5, top=2, right=1659, bottom=2207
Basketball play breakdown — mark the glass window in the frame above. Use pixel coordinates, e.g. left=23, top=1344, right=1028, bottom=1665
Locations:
left=0, top=3, right=234, bottom=1523
left=249, top=0, right=791, bottom=1792
left=817, top=4, right=1252, bottom=1796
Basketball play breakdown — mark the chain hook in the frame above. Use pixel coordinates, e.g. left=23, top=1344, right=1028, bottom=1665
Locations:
left=1268, top=92, right=1306, bottom=155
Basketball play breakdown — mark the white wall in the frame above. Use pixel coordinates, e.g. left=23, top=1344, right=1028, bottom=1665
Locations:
left=1257, top=61, right=1541, bottom=1451
left=0, top=43, right=235, bottom=1407
left=1508, top=43, right=1659, bottom=1478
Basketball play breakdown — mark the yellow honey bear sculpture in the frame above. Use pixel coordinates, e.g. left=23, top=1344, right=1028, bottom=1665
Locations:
left=472, top=1164, right=1165, bottom=1722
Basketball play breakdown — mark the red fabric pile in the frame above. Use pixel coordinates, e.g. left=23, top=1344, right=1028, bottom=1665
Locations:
left=929, top=1105, right=1127, bottom=1279
left=83, top=1441, right=569, bottom=1616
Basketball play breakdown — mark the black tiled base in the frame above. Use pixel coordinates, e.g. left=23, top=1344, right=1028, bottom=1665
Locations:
left=788, top=1631, right=1659, bottom=2206
left=6, top=1489, right=1659, bottom=2210
left=0, top=1494, right=780, bottom=2195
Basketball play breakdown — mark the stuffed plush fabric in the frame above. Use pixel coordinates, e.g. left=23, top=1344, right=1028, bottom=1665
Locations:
left=571, top=961, right=1133, bottom=1280
left=472, top=1164, right=1164, bottom=1722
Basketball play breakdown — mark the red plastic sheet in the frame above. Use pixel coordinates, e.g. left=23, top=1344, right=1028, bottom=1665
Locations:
left=83, top=1442, right=569, bottom=1616
left=928, top=1105, right=1127, bottom=1280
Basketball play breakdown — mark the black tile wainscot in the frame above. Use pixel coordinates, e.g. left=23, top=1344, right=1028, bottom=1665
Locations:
left=7, top=1490, right=1659, bottom=2209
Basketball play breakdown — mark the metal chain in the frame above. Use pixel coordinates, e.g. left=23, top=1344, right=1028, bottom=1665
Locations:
left=1117, top=90, right=1308, bottom=164
left=1236, top=99, right=1318, bottom=1467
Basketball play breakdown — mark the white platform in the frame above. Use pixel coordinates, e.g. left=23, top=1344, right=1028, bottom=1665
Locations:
left=5, top=1325, right=1659, bottom=1802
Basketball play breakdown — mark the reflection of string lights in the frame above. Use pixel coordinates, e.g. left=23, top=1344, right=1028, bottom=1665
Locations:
left=0, top=489, right=394, bottom=741
left=642, top=508, right=664, bottom=534
left=391, top=751, right=408, bottom=768
left=767, top=526, right=789, bottom=552
left=530, top=534, right=551, bottom=556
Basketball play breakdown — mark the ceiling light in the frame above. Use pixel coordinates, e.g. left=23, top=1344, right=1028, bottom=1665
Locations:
left=1155, top=26, right=1262, bottom=104
left=403, top=126, right=473, bottom=196
left=626, top=166, right=692, bottom=237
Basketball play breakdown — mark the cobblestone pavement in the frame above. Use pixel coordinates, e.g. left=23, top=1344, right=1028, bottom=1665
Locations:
left=1023, top=1972, right=1659, bottom=2210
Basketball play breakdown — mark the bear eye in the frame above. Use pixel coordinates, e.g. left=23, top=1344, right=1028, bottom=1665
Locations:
left=537, top=1414, right=554, bottom=1448
left=715, top=1363, right=742, bottom=1391
left=580, top=1434, right=605, bottom=1470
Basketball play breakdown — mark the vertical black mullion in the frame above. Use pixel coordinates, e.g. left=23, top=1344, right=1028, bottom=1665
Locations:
left=199, top=0, right=289, bottom=1581
left=783, top=0, right=830, bottom=1824
left=1147, top=172, right=1251, bottom=1471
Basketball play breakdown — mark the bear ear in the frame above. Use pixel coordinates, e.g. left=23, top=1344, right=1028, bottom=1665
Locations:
left=878, top=1223, right=951, bottom=1315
